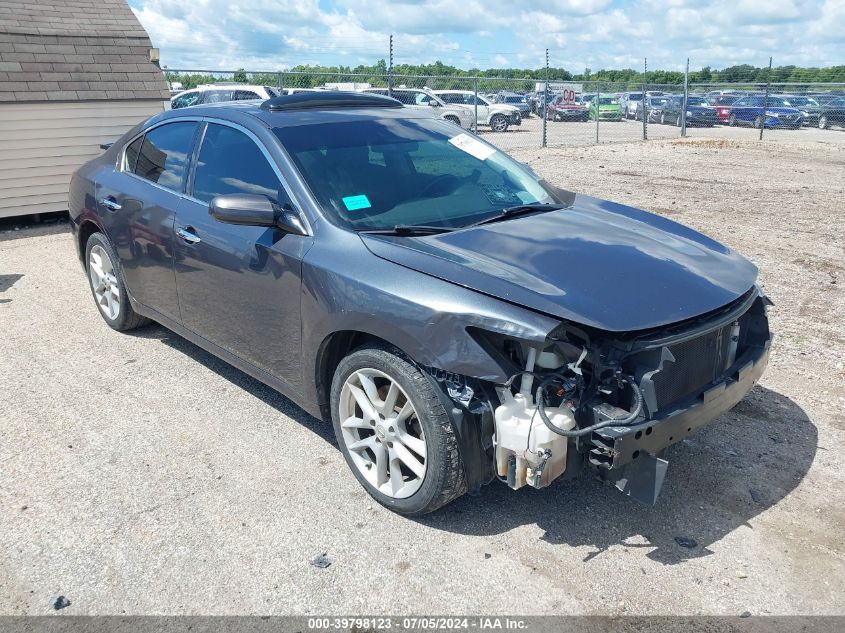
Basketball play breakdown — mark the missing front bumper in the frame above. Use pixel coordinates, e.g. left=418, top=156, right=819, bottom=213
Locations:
left=588, top=341, right=771, bottom=503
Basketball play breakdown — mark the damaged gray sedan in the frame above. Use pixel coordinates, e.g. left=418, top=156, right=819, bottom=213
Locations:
left=69, top=92, right=772, bottom=515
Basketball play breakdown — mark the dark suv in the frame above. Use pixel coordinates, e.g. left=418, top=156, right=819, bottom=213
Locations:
left=69, top=92, right=772, bottom=516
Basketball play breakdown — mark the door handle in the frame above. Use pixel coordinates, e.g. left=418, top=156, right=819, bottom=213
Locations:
left=99, top=197, right=122, bottom=211
left=177, top=227, right=201, bottom=244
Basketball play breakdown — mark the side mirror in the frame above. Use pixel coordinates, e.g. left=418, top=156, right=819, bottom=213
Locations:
left=428, top=99, right=440, bottom=107
left=209, top=194, right=307, bottom=235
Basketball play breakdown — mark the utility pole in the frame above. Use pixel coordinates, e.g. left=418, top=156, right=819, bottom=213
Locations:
left=681, top=57, right=689, bottom=137
left=642, top=57, right=648, bottom=140
left=388, top=34, right=393, bottom=98
left=760, top=56, right=772, bottom=141
left=542, top=48, right=549, bottom=148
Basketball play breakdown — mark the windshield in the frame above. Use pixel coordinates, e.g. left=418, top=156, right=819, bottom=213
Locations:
left=596, top=97, right=616, bottom=105
left=504, top=96, right=526, bottom=103
left=275, top=118, right=553, bottom=231
left=783, top=96, right=818, bottom=107
left=628, top=93, right=643, bottom=101
left=686, top=96, right=708, bottom=106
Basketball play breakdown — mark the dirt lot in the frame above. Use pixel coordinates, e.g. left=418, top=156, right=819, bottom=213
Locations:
left=1, top=137, right=844, bottom=616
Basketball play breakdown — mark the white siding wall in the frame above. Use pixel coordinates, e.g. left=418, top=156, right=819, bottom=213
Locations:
left=0, top=100, right=168, bottom=218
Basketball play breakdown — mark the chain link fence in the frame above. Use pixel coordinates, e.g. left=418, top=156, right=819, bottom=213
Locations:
left=163, top=68, right=845, bottom=151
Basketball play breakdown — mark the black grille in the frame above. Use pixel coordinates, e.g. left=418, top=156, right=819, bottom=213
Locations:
left=651, top=326, right=730, bottom=409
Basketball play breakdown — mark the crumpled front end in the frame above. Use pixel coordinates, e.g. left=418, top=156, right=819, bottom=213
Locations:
left=438, top=285, right=772, bottom=504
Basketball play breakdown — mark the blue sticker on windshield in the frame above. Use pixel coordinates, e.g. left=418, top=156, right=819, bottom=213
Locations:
left=342, top=194, right=371, bottom=211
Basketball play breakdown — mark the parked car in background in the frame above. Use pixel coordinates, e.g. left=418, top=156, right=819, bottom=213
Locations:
left=778, top=95, right=821, bottom=126
left=171, top=84, right=279, bottom=109
left=661, top=95, right=717, bottom=127
left=818, top=97, right=845, bottom=129
left=588, top=95, right=622, bottom=121
left=641, top=95, right=674, bottom=122
left=727, top=95, right=802, bottom=129
left=433, top=90, right=522, bottom=132
left=547, top=94, right=588, bottom=121
left=69, top=91, right=771, bottom=516
left=620, top=92, right=643, bottom=119
left=709, top=94, right=741, bottom=124
left=493, top=92, right=531, bottom=118
left=361, top=88, right=474, bottom=129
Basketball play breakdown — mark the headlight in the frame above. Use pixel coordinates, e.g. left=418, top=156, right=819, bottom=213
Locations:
left=686, top=110, right=692, bottom=117
left=765, top=110, right=779, bottom=117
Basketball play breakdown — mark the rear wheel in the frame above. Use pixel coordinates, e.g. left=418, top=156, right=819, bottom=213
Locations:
left=819, top=115, right=828, bottom=129
left=660, top=112, right=666, bottom=124
left=728, top=113, right=737, bottom=127
left=85, top=232, right=149, bottom=331
left=754, top=116, right=764, bottom=129
left=676, top=115, right=682, bottom=127
left=490, top=114, right=509, bottom=132
left=331, top=345, right=467, bottom=516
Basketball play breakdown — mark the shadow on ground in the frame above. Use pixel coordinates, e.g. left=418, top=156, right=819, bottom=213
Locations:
left=129, top=323, right=815, bottom=565
left=128, top=323, right=334, bottom=445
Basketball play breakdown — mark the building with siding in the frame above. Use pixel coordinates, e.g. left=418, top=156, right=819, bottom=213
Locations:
left=0, top=0, right=170, bottom=218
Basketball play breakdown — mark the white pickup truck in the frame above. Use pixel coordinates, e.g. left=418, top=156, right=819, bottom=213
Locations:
left=433, top=90, right=523, bottom=132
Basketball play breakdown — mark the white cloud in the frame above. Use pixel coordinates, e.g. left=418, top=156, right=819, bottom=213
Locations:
left=129, top=0, right=844, bottom=72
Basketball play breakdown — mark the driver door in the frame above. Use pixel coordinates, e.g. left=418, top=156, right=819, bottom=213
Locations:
left=173, top=121, right=312, bottom=389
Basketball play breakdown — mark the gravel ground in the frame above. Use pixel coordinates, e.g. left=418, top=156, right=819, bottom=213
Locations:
left=1, top=137, right=844, bottom=617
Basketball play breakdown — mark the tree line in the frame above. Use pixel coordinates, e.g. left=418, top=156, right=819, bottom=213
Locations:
left=165, top=61, right=845, bottom=91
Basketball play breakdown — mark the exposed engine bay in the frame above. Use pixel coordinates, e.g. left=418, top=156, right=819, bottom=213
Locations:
left=431, top=286, right=772, bottom=504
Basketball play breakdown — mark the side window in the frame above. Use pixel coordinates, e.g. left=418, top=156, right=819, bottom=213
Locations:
left=192, top=124, right=282, bottom=205
left=134, top=122, right=198, bottom=192
left=391, top=91, right=415, bottom=105
left=415, top=92, right=433, bottom=106
left=202, top=90, right=233, bottom=104
left=233, top=90, right=260, bottom=100
left=123, top=135, right=144, bottom=172
left=172, top=91, right=199, bottom=109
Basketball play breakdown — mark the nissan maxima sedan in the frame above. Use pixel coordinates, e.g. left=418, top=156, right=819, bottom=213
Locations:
left=69, top=92, right=772, bottom=516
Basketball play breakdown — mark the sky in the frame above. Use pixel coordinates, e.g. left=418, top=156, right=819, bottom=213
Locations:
left=128, top=0, right=844, bottom=72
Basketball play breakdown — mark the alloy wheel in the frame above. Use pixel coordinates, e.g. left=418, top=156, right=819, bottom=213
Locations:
left=88, top=244, right=120, bottom=320
left=819, top=115, right=827, bottom=129
left=338, top=368, right=427, bottom=499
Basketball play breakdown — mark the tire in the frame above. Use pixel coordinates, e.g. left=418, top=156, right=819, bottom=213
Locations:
left=728, top=113, right=737, bottom=127
left=85, top=232, right=149, bottom=331
left=660, top=112, right=665, bottom=125
left=330, top=344, right=467, bottom=516
left=819, top=115, right=828, bottom=129
left=490, top=114, right=509, bottom=132
left=553, top=112, right=561, bottom=122
left=754, top=116, right=764, bottom=129
left=676, top=115, right=682, bottom=127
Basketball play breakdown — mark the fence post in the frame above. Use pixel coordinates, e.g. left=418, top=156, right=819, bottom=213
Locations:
left=760, top=56, right=772, bottom=141
left=542, top=48, right=549, bottom=148
left=681, top=58, right=689, bottom=137
left=388, top=34, right=394, bottom=97
left=595, top=81, right=601, bottom=144
left=473, top=77, right=479, bottom=134
left=642, top=58, right=648, bottom=141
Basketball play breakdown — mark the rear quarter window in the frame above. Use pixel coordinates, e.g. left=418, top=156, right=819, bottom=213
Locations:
left=134, top=122, right=199, bottom=192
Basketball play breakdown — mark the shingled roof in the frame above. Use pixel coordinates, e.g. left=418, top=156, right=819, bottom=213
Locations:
left=0, top=0, right=170, bottom=102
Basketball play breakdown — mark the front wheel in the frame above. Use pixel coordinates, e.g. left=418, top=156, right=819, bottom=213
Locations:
left=728, top=113, right=737, bottom=127
left=85, top=232, right=149, bottom=331
left=490, top=114, right=509, bottom=132
left=819, top=115, right=828, bottom=129
left=754, top=116, right=764, bottom=129
left=331, top=345, right=467, bottom=516
left=676, top=115, right=682, bottom=127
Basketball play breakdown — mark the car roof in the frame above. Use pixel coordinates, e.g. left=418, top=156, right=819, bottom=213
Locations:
left=154, top=94, right=438, bottom=129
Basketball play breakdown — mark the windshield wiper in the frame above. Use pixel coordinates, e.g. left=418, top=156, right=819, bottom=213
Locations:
left=359, top=224, right=457, bottom=236
left=461, top=202, right=566, bottom=229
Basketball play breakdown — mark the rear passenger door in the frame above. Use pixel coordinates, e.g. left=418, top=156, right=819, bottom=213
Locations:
left=96, top=120, right=200, bottom=321
left=173, top=121, right=312, bottom=389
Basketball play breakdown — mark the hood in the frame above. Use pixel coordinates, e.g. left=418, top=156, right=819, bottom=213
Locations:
left=764, top=107, right=801, bottom=114
left=491, top=104, right=520, bottom=114
left=360, top=195, right=757, bottom=332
